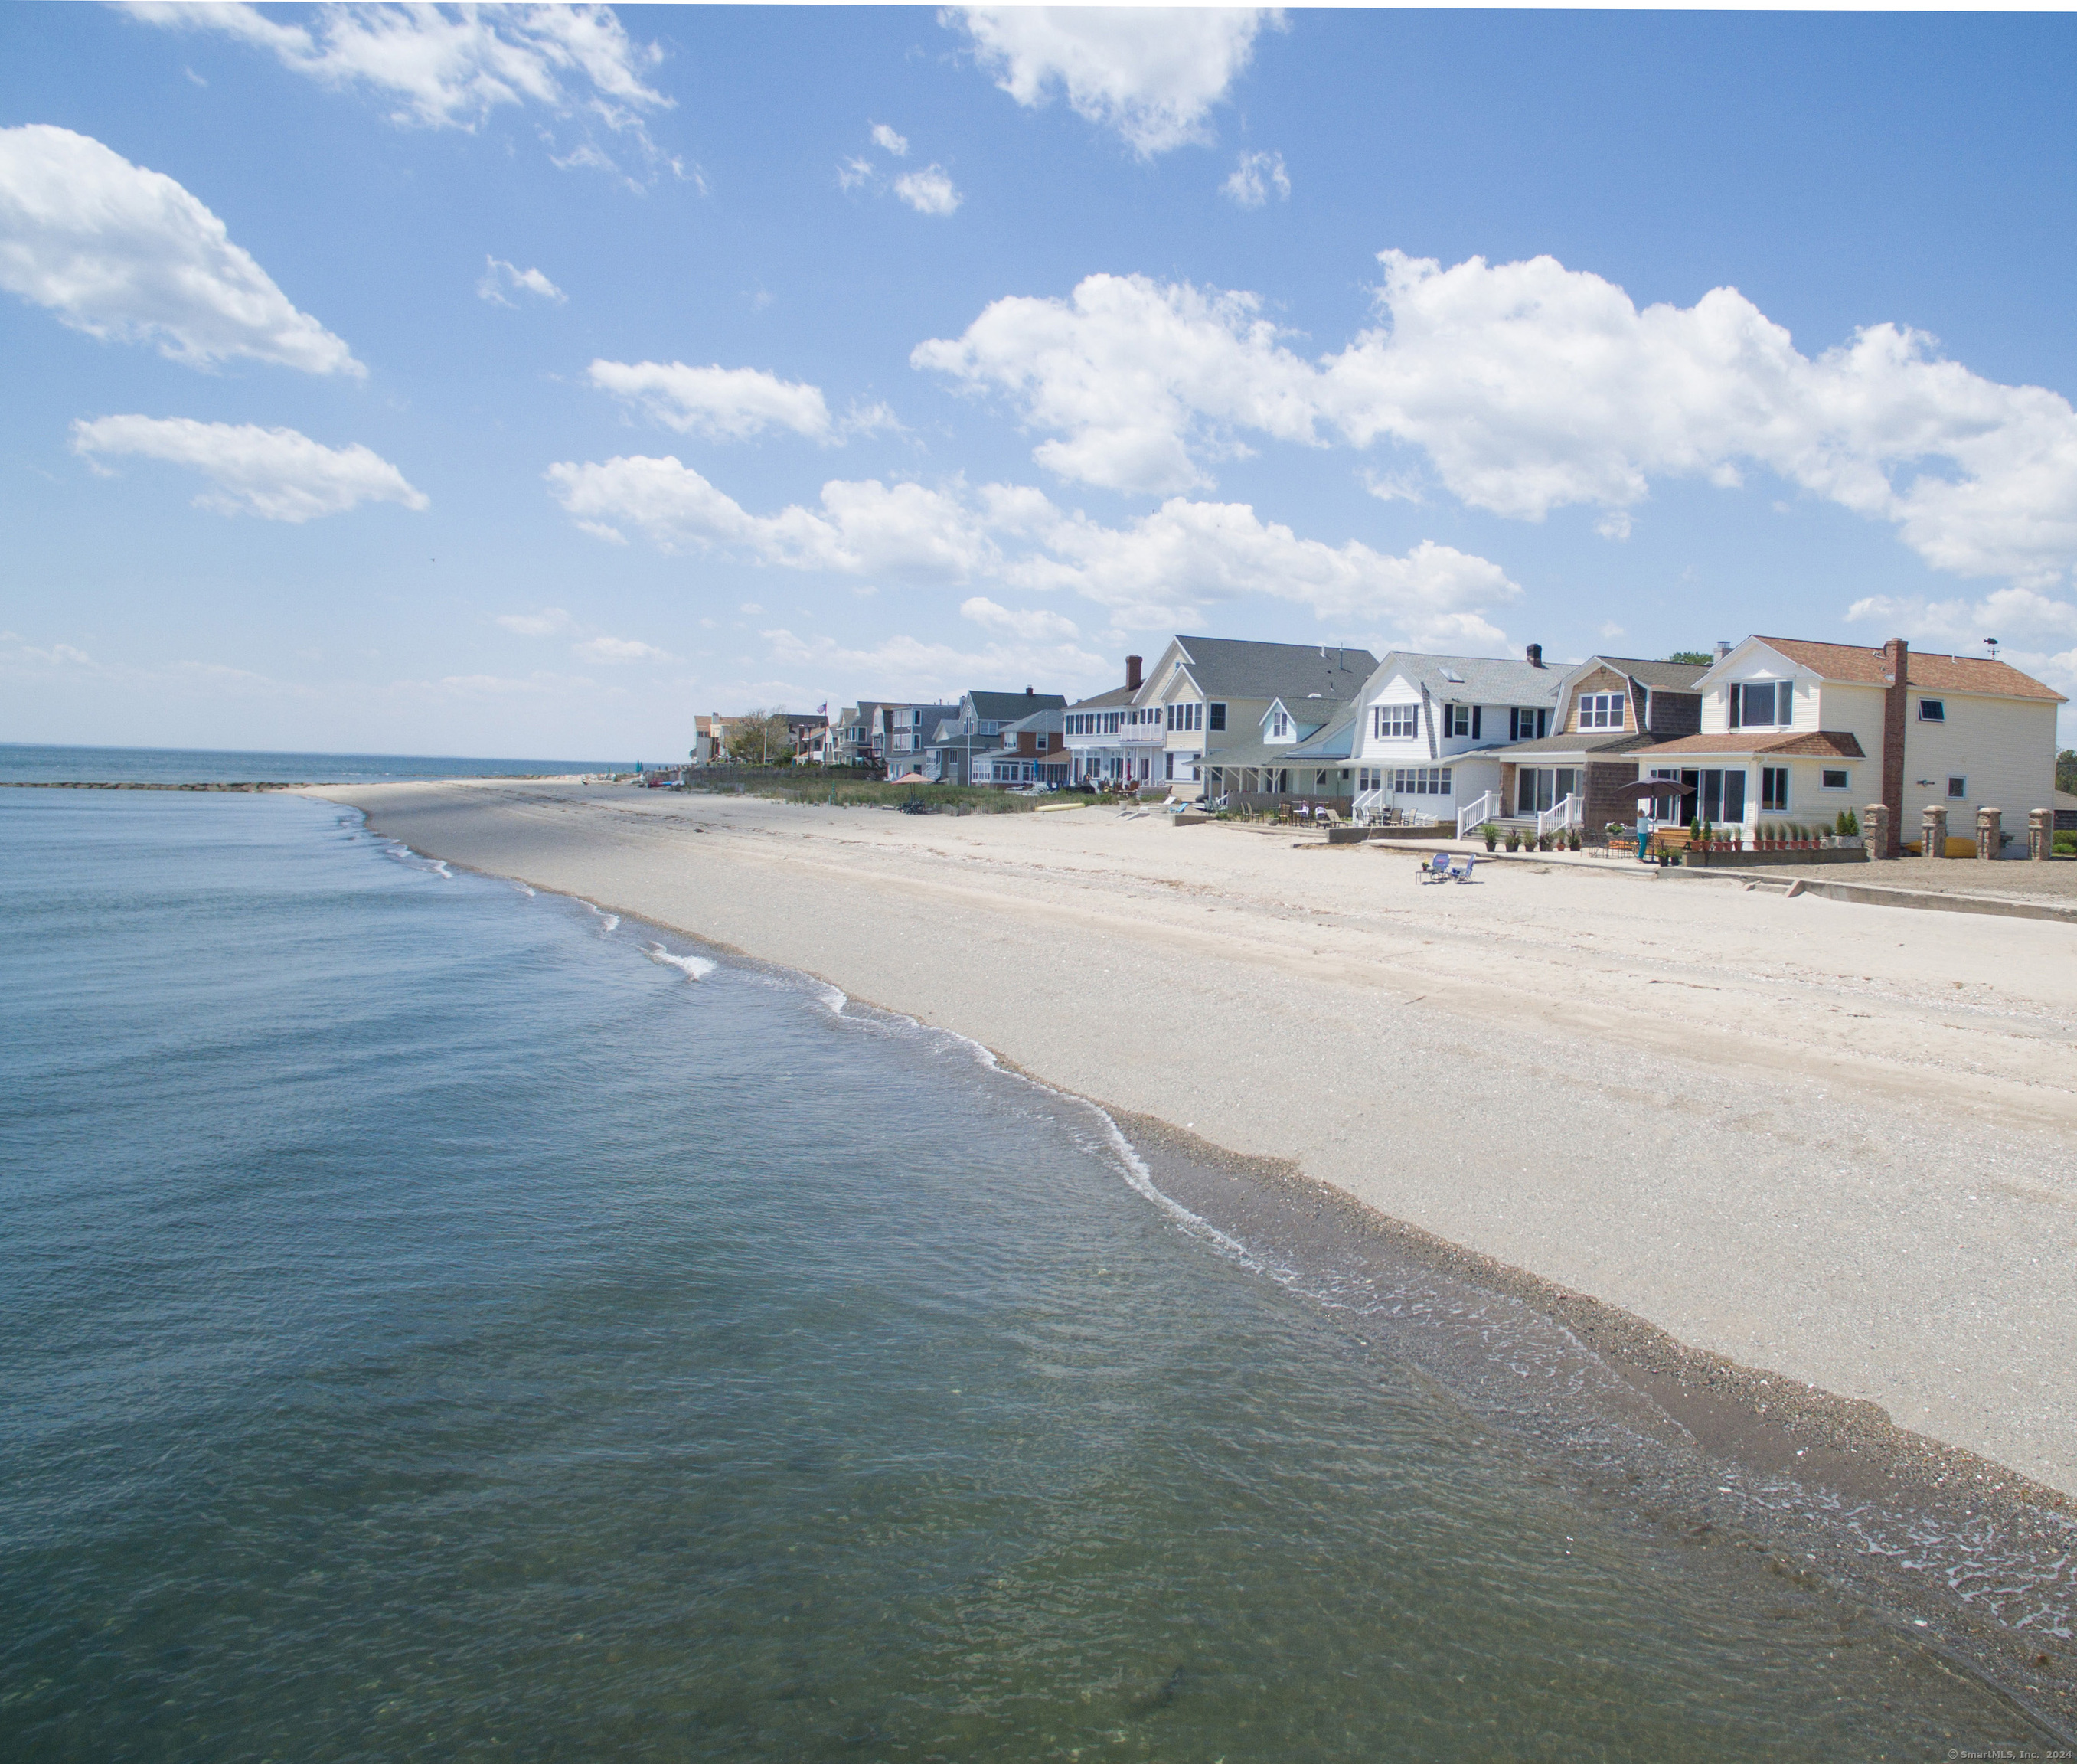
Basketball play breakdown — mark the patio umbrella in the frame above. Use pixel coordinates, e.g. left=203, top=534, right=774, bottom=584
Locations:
left=1632, top=777, right=1696, bottom=798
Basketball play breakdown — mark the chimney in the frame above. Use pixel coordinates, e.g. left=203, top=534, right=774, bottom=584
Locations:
left=1714, top=639, right=1731, bottom=661
left=1025, top=684, right=1034, bottom=696
left=1125, top=654, right=1143, bottom=691
left=1879, top=637, right=1909, bottom=858
left=1526, top=643, right=1543, bottom=668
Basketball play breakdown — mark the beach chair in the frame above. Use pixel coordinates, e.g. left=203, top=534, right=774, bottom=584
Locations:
left=1417, top=851, right=1451, bottom=884
left=1448, top=854, right=1478, bottom=883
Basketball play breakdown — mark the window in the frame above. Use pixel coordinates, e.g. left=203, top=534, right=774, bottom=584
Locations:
left=1919, top=699, right=1946, bottom=723
left=1208, top=702, right=1226, bottom=732
left=1392, top=767, right=1451, bottom=795
left=1730, top=681, right=1793, bottom=728
left=1762, top=766, right=1789, bottom=813
left=1165, top=701, right=1204, bottom=733
left=1821, top=769, right=1850, bottom=791
left=1269, top=710, right=1290, bottom=740
left=1445, top=704, right=1479, bottom=738
left=1374, top=703, right=1418, bottom=740
left=1508, top=707, right=1550, bottom=742
left=1948, top=776, right=1967, bottom=799
left=1578, top=691, right=1625, bottom=730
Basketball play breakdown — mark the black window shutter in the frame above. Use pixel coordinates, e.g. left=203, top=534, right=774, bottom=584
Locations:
left=1471, top=705, right=1481, bottom=738
left=1729, top=688, right=1742, bottom=730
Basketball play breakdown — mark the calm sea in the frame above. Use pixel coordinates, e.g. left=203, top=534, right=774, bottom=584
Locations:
left=0, top=792, right=2045, bottom=1759
left=0, top=742, right=634, bottom=786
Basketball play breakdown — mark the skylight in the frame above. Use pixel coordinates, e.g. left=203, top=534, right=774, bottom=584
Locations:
left=1440, top=668, right=1465, bottom=683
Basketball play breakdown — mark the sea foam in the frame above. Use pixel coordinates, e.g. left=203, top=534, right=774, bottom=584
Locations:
left=645, top=944, right=716, bottom=981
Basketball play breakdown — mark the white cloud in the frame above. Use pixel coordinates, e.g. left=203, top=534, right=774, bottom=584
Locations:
left=0, top=124, right=360, bottom=375
left=586, top=355, right=834, bottom=440
left=762, top=626, right=1110, bottom=704
left=913, top=273, right=1320, bottom=494
left=497, top=608, right=575, bottom=637
left=1846, top=586, right=2077, bottom=645
left=959, top=596, right=1081, bottom=641
left=1595, top=510, right=1633, bottom=541
left=72, top=416, right=428, bottom=521
left=1599, top=620, right=1627, bottom=640
left=949, top=7, right=1280, bottom=157
left=123, top=2, right=669, bottom=136
left=478, top=256, right=565, bottom=306
left=838, top=155, right=875, bottom=192
left=893, top=165, right=962, bottom=217
left=1220, top=149, right=1288, bottom=207
left=587, top=358, right=835, bottom=442
left=870, top=122, right=910, bottom=157
left=574, top=635, right=673, bottom=664
left=544, top=455, right=1517, bottom=635
left=916, top=250, right=2077, bottom=586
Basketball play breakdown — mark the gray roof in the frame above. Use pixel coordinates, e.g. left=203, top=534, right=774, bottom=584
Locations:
left=1165, top=637, right=1377, bottom=704
left=1004, top=707, right=1064, bottom=735
left=1285, top=704, right=1358, bottom=762
left=1066, top=682, right=1138, bottom=711
left=1589, top=656, right=1710, bottom=691
left=1365, top=650, right=1563, bottom=706
left=968, top=689, right=1066, bottom=720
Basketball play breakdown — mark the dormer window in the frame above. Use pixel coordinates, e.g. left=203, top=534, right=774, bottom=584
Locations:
left=1919, top=699, right=1945, bottom=723
left=1374, top=704, right=1418, bottom=740
left=1578, top=692, right=1624, bottom=730
left=1269, top=710, right=1290, bottom=739
left=1730, top=681, right=1792, bottom=728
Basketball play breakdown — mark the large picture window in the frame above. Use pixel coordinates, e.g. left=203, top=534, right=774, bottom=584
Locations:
left=1578, top=691, right=1624, bottom=730
left=1374, top=703, right=1418, bottom=740
left=1731, top=681, right=1793, bottom=728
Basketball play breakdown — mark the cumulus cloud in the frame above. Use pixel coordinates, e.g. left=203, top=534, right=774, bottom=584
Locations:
left=497, top=608, right=576, bottom=637
left=870, top=122, right=910, bottom=157
left=893, top=165, right=962, bottom=216
left=1220, top=149, right=1288, bottom=207
left=72, top=416, right=427, bottom=521
left=0, top=124, right=360, bottom=375
left=544, top=454, right=1517, bottom=632
left=589, top=359, right=836, bottom=443
left=949, top=6, right=1280, bottom=157
left=913, top=273, right=1320, bottom=494
left=959, top=596, right=1081, bottom=641
left=915, top=250, right=2077, bottom=586
left=123, top=2, right=668, bottom=135
left=762, top=626, right=1111, bottom=704
left=574, top=634, right=673, bottom=664
left=478, top=256, right=565, bottom=305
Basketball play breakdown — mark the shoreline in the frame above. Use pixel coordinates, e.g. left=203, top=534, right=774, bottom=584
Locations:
left=302, top=779, right=2077, bottom=1727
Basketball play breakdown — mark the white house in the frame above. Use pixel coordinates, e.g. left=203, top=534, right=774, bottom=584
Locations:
left=1347, top=645, right=1567, bottom=825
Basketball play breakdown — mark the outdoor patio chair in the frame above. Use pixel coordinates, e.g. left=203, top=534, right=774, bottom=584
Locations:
left=1418, top=851, right=1451, bottom=884
left=1448, top=854, right=1478, bottom=883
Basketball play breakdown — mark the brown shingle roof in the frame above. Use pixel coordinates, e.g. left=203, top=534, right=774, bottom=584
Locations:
left=1752, top=637, right=2065, bottom=702
left=1640, top=730, right=1866, bottom=759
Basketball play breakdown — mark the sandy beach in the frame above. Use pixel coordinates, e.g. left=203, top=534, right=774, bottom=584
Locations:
left=315, top=779, right=2077, bottom=1504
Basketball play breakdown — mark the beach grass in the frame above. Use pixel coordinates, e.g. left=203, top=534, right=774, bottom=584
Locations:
left=680, top=769, right=1047, bottom=814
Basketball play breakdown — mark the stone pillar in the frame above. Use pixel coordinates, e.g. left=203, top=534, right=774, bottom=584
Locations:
left=1921, top=803, right=1948, bottom=858
left=1863, top=803, right=1891, bottom=860
left=1976, top=805, right=2001, bottom=861
left=2030, top=808, right=2052, bottom=861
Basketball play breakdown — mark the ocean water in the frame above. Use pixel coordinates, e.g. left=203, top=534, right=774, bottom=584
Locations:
left=0, top=792, right=2046, bottom=1761
left=0, top=742, right=632, bottom=786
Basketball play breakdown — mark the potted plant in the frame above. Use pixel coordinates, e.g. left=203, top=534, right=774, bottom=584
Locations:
left=1504, top=828, right=1521, bottom=851
left=1481, top=822, right=1499, bottom=852
left=1568, top=828, right=1582, bottom=851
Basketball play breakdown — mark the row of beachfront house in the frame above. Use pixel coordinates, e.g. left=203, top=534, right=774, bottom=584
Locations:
left=1053, top=632, right=2063, bottom=857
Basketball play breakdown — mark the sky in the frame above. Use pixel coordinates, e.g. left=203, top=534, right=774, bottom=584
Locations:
left=5, top=3, right=2077, bottom=760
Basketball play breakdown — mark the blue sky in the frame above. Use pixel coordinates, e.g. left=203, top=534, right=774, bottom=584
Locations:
left=6, top=4, right=2077, bottom=759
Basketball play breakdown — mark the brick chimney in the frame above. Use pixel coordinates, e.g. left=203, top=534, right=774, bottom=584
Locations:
left=1526, top=643, right=1543, bottom=668
left=1880, top=636, right=1909, bottom=858
left=1125, top=654, right=1142, bottom=691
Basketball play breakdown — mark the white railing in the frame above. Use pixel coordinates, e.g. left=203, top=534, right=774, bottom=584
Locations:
left=1119, top=723, right=1166, bottom=744
left=1354, top=787, right=1386, bottom=824
left=1535, top=793, right=1583, bottom=838
left=1455, top=790, right=1501, bottom=838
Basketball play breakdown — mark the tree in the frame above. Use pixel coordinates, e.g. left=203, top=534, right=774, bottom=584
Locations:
left=1666, top=650, right=1716, bottom=666
left=2056, top=749, right=2077, bottom=795
left=724, top=707, right=792, bottom=766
